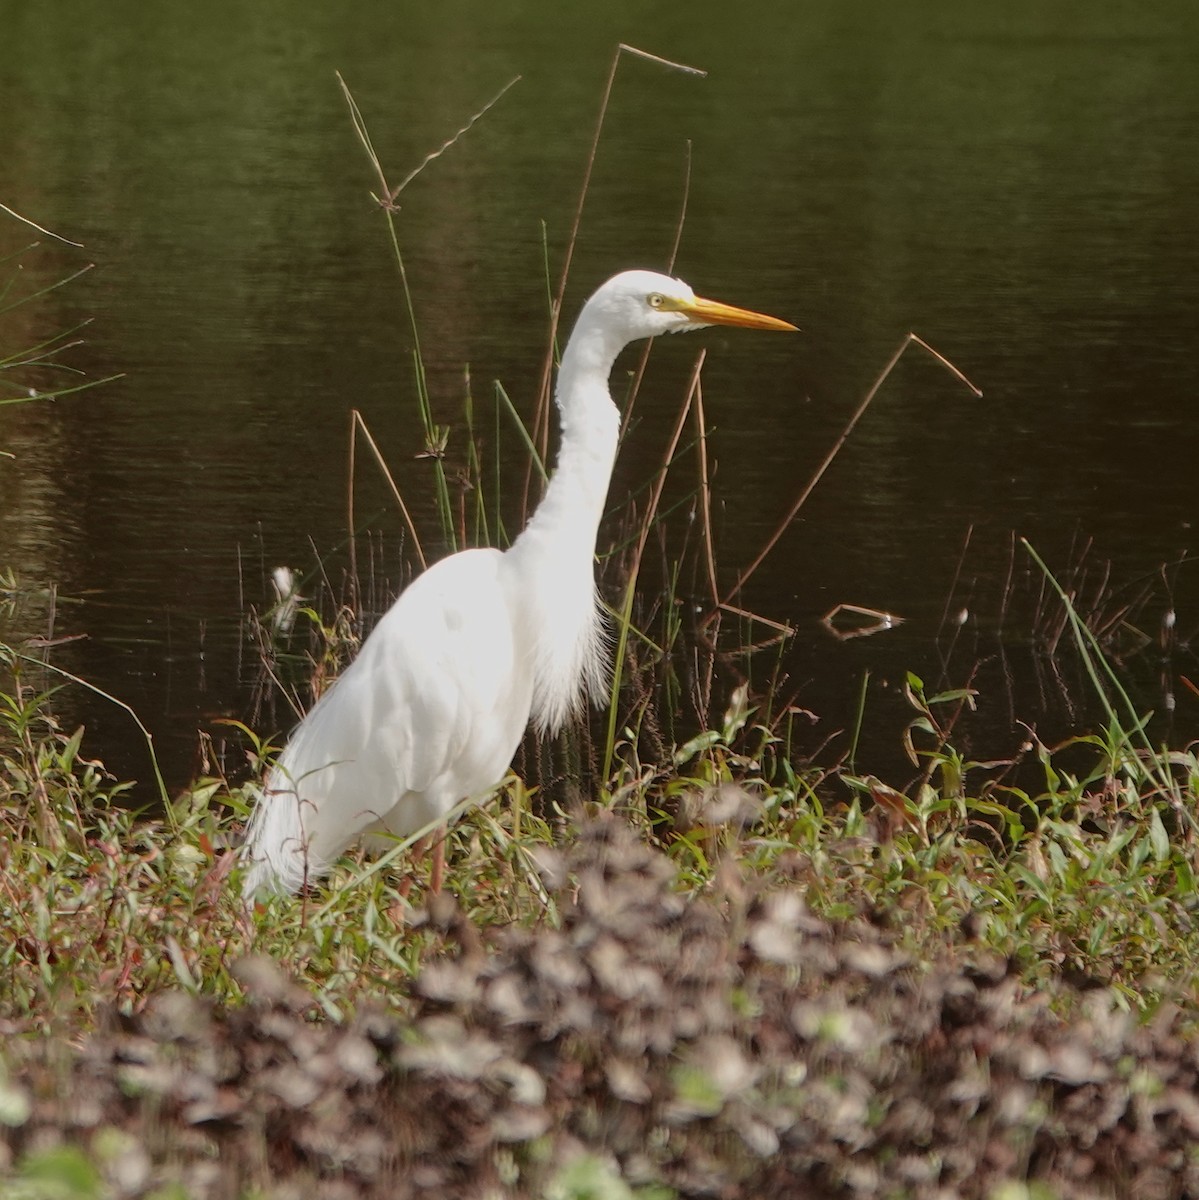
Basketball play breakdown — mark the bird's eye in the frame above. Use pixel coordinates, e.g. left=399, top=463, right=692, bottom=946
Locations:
left=647, top=293, right=665, bottom=309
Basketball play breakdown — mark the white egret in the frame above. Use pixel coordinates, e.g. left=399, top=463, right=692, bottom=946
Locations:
left=240, top=269, right=796, bottom=897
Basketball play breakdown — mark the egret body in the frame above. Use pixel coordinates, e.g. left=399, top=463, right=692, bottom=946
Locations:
left=241, top=269, right=795, bottom=896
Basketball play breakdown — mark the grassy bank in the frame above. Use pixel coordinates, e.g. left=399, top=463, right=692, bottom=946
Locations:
left=2, top=658, right=1199, bottom=1198
left=3, top=637, right=1198, bottom=1027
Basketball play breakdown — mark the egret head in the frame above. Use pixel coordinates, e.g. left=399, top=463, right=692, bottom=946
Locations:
left=584, top=269, right=798, bottom=345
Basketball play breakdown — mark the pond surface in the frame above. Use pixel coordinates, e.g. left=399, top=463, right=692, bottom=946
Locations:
left=1, top=2, right=1197, bottom=796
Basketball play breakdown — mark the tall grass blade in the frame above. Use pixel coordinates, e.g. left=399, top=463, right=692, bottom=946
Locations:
left=335, top=73, right=519, bottom=552
left=528, top=43, right=707, bottom=493
left=713, top=333, right=982, bottom=618
left=1022, top=537, right=1193, bottom=824
left=601, top=351, right=705, bottom=781
left=619, top=137, right=695, bottom=441
left=0, top=203, right=84, bottom=247
left=1, top=374, right=124, bottom=407
left=11, top=651, right=169, bottom=812
left=347, top=408, right=427, bottom=572
left=0, top=263, right=95, bottom=317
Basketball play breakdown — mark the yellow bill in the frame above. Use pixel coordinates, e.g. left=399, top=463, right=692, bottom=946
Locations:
left=677, top=294, right=799, bottom=332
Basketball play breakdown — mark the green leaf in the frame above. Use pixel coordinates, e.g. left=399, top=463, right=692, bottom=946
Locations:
left=17, top=1145, right=102, bottom=1198
left=546, top=1154, right=636, bottom=1200
left=1147, top=807, right=1170, bottom=864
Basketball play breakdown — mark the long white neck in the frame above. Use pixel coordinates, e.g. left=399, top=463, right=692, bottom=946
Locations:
left=507, top=310, right=626, bottom=732
left=526, top=316, right=624, bottom=546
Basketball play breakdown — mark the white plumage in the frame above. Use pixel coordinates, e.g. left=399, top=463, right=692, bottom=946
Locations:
left=240, top=269, right=796, bottom=897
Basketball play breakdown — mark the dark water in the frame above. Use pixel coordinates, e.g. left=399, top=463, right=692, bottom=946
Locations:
left=1, top=2, right=1197, bottom=797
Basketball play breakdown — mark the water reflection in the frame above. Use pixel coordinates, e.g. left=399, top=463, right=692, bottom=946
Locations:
left=0, top=2, right=1196, bottom=797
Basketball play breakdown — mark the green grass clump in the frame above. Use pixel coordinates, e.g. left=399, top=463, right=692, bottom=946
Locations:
left=0, top=683, right=569, bottom=1031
